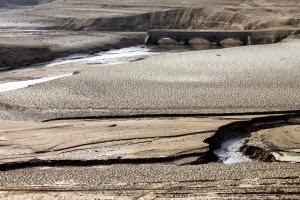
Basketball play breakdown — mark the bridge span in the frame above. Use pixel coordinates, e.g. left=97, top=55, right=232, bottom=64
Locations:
left=145, top=29, right=253, bottom=46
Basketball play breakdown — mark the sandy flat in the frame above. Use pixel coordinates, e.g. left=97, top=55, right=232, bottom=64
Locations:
left=0, top=117, right=238, bottom=165
left=0, top=38, right=299, bottom=121
left=0, top=163, right=299, bottom=199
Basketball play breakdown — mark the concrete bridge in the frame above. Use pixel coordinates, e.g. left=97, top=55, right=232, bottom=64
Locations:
left=145, top=29, right=253, bottom=46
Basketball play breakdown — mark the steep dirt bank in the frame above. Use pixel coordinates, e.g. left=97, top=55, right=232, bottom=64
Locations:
left=0, top=44, right=52, bottom=71
left=47, top=7, right=300, bottom=47
left=52, top=7, right=299, bottom=32
left=250, top=28, right=300, bottom=44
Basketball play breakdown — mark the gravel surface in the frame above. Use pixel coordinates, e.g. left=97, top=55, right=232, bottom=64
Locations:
left=0, top=163, right=299, bottom=199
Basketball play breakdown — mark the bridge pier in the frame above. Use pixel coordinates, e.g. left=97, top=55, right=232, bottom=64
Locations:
left=247, top=36, right=251, bottom=45
left=183, top=38, right=190, bottom=45
left=145, top=35, right=160, bottom=45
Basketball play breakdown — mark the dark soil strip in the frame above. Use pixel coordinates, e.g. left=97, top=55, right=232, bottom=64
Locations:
left=42, top=110, right=300, bottom=122
left=0, top=151, right=212, bottom=171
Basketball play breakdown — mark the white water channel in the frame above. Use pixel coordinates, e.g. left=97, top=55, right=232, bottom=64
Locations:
left=0, top=74, right=73, bottom=92
left=214, top=137, right=252, bottom=164
left=0, top=46, right=155, bottom=93
left=46, top=46, right=154, bottom=67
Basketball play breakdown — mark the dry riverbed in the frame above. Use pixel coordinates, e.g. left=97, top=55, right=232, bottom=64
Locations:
left=0, top=0, right=299, bottom=199
left=0, top=39, right=299, bottom=199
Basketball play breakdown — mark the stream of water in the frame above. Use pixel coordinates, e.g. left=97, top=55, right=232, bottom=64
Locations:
left=0, top=73, right=72, bottom=92
left=0, top=46, right=156, bottom=92
left=214, top=137, right=252, bottom=164
left=46, top=46, right=155, bottom=67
